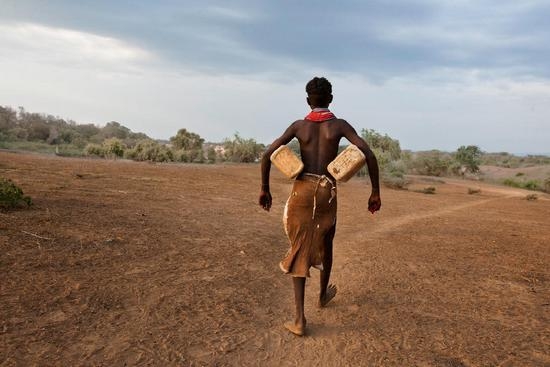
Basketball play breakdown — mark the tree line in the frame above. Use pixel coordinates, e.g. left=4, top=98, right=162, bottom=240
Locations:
left=1, top=105, right=548, bottom=191
left=0, top=105, right=264, bottom=163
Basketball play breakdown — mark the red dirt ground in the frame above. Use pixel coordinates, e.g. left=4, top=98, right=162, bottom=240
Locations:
left=1, top=151, right=549, bottom=366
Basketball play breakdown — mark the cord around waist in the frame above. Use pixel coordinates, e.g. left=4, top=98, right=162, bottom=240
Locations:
left=298, top=173, right=336, bottom=188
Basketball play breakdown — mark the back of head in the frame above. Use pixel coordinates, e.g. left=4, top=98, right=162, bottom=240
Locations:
left=306, top=77, right=332, bottom=108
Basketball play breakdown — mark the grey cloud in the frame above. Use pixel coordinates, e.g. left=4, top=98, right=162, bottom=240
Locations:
left=2, top=0, right=549, bottom=81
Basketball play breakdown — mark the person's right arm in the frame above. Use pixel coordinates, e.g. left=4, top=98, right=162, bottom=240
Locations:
left=259, top=122, right=299, bottom=211
left=340, top=121, right=382, bottom=213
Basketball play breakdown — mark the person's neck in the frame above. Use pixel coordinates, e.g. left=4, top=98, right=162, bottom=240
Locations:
left=311, top=106, right=330, bottom=111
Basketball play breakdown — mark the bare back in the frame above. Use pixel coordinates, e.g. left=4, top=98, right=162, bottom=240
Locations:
left=262, top=117, right=374, bottom=181
left=293, top=119, right=346, bottom=177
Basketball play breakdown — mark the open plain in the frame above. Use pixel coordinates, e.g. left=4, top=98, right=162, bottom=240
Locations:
left=1, top=151, right=549, bottom=366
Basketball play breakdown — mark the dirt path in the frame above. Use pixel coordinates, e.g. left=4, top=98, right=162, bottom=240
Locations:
left=1, top=152, right=549, bottom=366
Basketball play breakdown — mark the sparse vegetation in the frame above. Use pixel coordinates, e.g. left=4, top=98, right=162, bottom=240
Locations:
left=224, top=133, right=264, bottom=163
left=503, top=177, right=545, bottom=192
left=419, top=186, right=436, bottom=194
left=481, top=152, right=550, bottom=168
left=360, top=128, right=401, bottom=172
left=409, top=150, right=453, bottom=177
left=468, top=188, right=481, bottom=194
left=0, top=178, right=32, bottom=209
left=381, top=160, right=408, bottom=189
left=524, top=194, right=538, bottom=201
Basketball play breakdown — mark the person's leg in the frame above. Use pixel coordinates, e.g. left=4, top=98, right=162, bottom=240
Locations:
left=319, top=224, right=337, bottom=307
left=284, top=277, right=306, bottom=336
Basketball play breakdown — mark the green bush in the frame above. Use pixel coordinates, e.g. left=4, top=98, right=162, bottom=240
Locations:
left=411, top=151, right=452, bottom=176
left=503, top=178, right=521, bottom=188
left=503, top=177, right=543, bottom=191
left=523, top=180, right=540, bottom=191
left=0, top=178, right=32, bottom=209
left=173, top=149, right=203, bottom=163
left=102, top=138, right=125, bottom=158
left=84, top=143, right=105, bottom=157
left=124, top=139, right=173, bottom=162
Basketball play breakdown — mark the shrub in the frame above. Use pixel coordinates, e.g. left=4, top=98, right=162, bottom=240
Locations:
left=84, top=143, right=105, bottom=157
left=381, top=160, right=409, bottom=189
left=525, top=194, right=538, bottom=201
left=420, top=186, right=436, bottom=194
left=224, top=133, right=264, bottom=163
left=102, top=138, right=125, bottom=159
left=411, top=151, right=452, bottom=176
left=503, top=178, right=521, bottom=188
left=545, top=178, right=550, bottom=193
left=382, top=172, right=408, bottom=189
left=124, top=139, right=173, bottom=162
left=468, top=188, right=481, bottom=194
left=173, top=149, right=203, bottom=163
left=0, top=178, right=32, bottom=209
left=523, top=180, right=540, bottom=191
left=503, top=177, right=543, bottom=191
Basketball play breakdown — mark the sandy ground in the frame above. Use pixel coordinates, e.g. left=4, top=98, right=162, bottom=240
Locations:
left=1, top=151, right=549, bottom=366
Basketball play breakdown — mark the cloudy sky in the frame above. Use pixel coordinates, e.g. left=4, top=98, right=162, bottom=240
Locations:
left=1, top=0, right=549, bottom=153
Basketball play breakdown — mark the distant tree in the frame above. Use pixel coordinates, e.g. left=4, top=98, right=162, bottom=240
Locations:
left=101, top=121, right=131, bottom=139
left=361, top=129, right=401, bottom=161
left=0, top=106, right=17, bottom=133
left=411, top=150, right=453, bottom=177
left=206, top=147, right=217, bottom=163
left=75, top=124, right=101, bottom=140
left=455, top=145, right=482, bottom=173
left=224, top=133, right=264, bottom=163
left=170, top=128, right=204, bottom=151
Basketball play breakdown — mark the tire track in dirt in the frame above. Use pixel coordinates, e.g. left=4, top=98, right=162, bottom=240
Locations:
left=368, top=196, right=506, bottom=236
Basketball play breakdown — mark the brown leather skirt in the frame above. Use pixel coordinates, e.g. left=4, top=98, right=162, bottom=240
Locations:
left=280, top=174, right=337, bottom=277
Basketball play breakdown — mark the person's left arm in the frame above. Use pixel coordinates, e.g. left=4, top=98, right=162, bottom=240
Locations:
left=340, top=121, right=382, bottom=213
left=259, top=122, right=298, bottom=211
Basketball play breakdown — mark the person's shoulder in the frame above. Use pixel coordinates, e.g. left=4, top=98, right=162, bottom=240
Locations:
left=333, top=117, right=349, bottom=124
left=289, top=119, right=306, bottom=128
left=332, top=118, right=353, bottom=128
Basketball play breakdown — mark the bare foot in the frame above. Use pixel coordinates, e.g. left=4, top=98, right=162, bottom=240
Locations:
left=318, top=284, right=337, bottom=308
left=284, top=321, right=305, bottom=336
